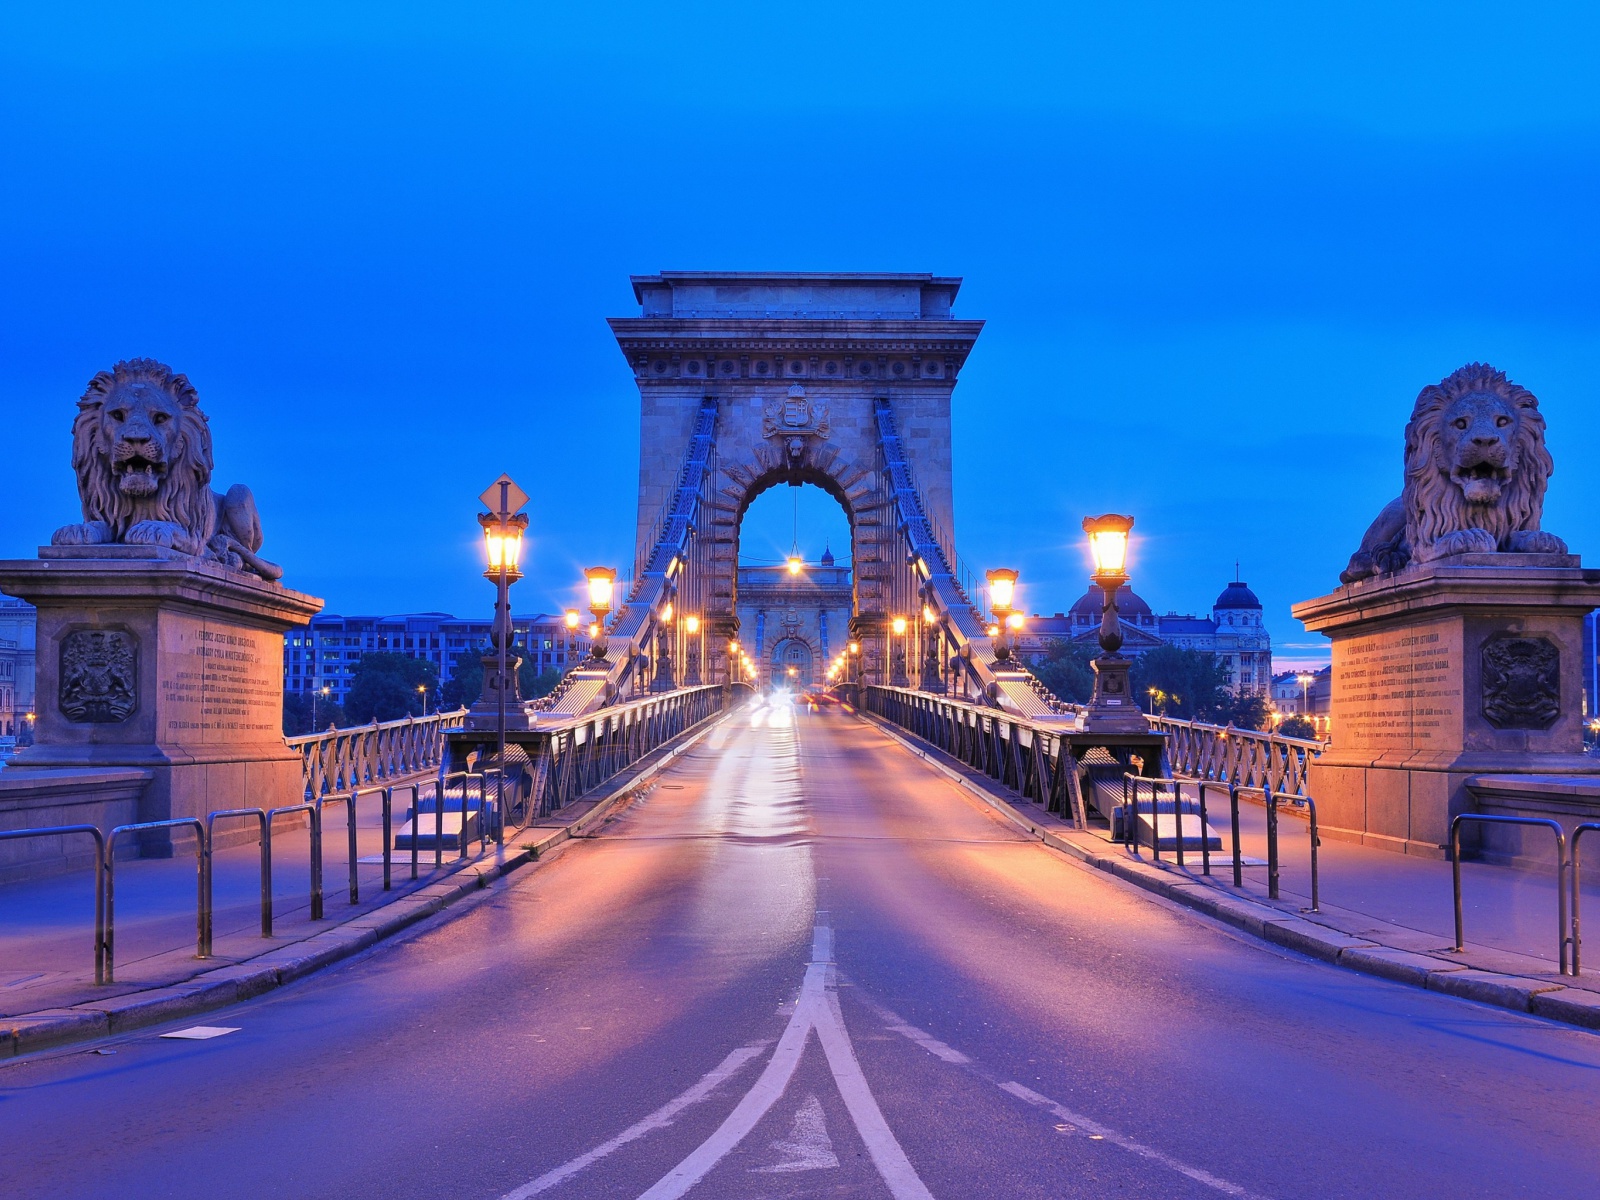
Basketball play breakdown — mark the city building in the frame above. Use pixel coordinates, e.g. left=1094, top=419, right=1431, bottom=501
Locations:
left=284, top=610, right=591, bottom=706
left=1272, top=666, right=1331, bottom=736
left=734, top=548, right=852, bottom=689
left=0, top=595, right=38, bottom=740
left=1013, top=576, right=1273, bottom=695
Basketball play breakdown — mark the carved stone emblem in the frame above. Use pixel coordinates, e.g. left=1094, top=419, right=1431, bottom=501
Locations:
left=1481, top=635, right=1559, bottom=730
left=762, top=385, right=830, bottom=441
left=59, top=629, right=139, bottom=723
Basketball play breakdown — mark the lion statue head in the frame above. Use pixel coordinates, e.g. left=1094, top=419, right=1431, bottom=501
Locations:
left=1340, top=363, right=1567, bottom=583
left=51, top=359, right=282, bottom=581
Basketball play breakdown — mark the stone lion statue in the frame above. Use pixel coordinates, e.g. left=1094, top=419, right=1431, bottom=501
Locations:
left=49, top=358, right=283, bottom=581
left=1340, top=363, right=1566, bottom=584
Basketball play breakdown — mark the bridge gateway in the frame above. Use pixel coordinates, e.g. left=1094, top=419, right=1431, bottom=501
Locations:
left=496, top=269, right=1065, bottom=720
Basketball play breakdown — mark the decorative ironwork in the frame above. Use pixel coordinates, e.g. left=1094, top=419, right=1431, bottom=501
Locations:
left=287, top=707, right=468, bottom=799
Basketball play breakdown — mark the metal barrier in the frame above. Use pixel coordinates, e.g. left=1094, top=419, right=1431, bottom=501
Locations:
left=0, top=825, right=105, bottom=984
left=318, top=792, right=361, bottom=907
left=202, top=808, right=269, bottom=954
left=1452, top=813, right=1569, bottom=974
left=267, top=802, right=323, bottom=923
left=1568, top=822, right=1600, bottom=974
left=1151, top=715, right=1321, bottom=798
left=288, top=707, right=468, bottom=799
left=105, top=818, right=205, bottom=984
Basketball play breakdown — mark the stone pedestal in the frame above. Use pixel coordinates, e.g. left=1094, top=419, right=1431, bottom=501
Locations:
left=0, top=547, right=322, bottom=847
left=1292, top=553, right=1600, bottom=858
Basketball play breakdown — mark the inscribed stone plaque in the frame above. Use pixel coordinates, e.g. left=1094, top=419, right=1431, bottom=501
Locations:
left=161, top=619, right=284, bottom=745
left=1332, top=623, right=1459, bottom=753
left=1480, top=635, right=1560, bottom=730
left=58, top=629, right=139, bottom=723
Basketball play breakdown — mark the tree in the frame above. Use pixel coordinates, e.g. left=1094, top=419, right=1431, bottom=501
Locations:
left=1128, top=644, right=1229, bottom=720
left=282, top=690, right=345, bottom=736
left=1277, top=714, right=1318, bottom=740
left=1212, top=689, right=1273, bottom=731
left=440, top=645, right=562, bottom=710
left=1031, top=639, right=1096, bottom=705
left=345, top=653, right=440, bottom=724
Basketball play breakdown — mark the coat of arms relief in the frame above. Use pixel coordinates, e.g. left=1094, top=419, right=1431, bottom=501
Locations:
left=762, top=386, right=830, bottom=464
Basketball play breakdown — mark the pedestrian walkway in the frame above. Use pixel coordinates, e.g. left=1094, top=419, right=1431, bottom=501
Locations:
left=0, top=795, right=474, bottom=1018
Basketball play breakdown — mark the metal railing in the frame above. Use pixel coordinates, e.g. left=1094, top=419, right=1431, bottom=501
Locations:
left=287, top=708, right=468, bottom=800
left=1151, top=715, right=1321, bottom=798
left=511, top=684, right=727, bottom=820
left=105, top=818, right=205, bottom=984
left=0, top=825, right=105, bottom=983
left=1571, top=823, right=1600, bottom=974
left=1451, top=814, right=1570, bottom=974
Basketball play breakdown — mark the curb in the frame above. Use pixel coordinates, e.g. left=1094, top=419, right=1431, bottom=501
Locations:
left=1, top=707, right=735, bottom=1061
left=861, top=711, right=1600, bottom=1033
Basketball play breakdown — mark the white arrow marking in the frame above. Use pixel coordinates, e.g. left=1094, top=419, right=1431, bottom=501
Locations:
left=751, top=1094, right=838, bottom=1173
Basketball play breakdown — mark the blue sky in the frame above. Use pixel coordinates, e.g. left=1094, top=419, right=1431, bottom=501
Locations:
left=4, top=4, right=1597, bottom=668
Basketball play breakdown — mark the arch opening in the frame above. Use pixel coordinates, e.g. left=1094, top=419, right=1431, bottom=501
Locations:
left=734, top=478, right=853, bottom=692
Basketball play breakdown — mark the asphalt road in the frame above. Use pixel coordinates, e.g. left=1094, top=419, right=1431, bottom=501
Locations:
left=6, top=698, right=1600, bottom=1199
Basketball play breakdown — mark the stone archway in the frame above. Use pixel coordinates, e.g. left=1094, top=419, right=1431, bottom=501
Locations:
left=770, top=636, right=815, bottom=689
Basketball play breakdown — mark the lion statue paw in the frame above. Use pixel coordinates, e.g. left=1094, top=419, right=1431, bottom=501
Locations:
left=50, top=519, right=113, bottom=546
left=1505, top=530, right=1568, bottom=555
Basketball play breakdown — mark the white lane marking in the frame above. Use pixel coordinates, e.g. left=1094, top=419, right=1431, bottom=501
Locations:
left=635, top=965, right=825, bottom=1200
left=160, top=1026, right=238, bottom=1040
left=751, top=1094, right=838, bottom=1173
left=499, top=1042, right=768, bottom=1200
left=636, top=923, right=935, bottom=1200
left=813, top=984, right=936, bottom=1200
left=861, top=995, right=1270, bottom=1200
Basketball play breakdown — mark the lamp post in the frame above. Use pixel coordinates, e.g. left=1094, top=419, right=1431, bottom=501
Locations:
left=920, top=600, right=945, bottom=693
left=564, top=609, right=580, bottom=670
left=890, top=616, right=909, bottom=687
left=479, top=474, right=529, bottom=847
left=986, top=568, right=1018, bottom=664
left=417, top=684, right=428, bottom=718
left=585, top=567, right=616, bottom=661
left=683, top=614, right=703, bottom=686
left=849, top=640, right=861, bottom=688
left=1296, top=672, right=1315, bottom=717
left=652, top=597, right=676, bottom=692
left=1081, top=514, right=1147, bottom=732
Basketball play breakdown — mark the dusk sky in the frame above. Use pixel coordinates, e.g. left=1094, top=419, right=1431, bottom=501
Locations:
left=5, top=5, right=1598, bottom=669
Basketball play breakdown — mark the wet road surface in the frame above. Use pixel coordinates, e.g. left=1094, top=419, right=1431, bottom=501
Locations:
left=6, top=698, right=1600, bottom=1199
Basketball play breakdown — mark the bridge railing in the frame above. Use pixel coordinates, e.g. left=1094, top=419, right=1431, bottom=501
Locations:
left=1148, top=715, right=1322, bottom=799
left=859, top=685, right=1324, bottom=823
left=287, top=708, right=468, bottom=800
left=447, top=684, right=730, bottom=829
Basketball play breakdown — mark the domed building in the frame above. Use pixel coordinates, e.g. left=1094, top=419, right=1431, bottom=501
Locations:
left=1015, top=575, right=1273, bottom=696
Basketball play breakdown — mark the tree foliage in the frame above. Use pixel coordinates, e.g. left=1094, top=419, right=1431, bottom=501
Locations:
left=1211, top=688, right=1273, bottom=731
left=1128, top=645, right=1230, bottom=719
left=345, top=653, right=440, bottom=724
left=1277, top=714, right=1318, bottom=740
left=1030, top=639, right=1097, bottom=705
left=282, top=689, right=346, bottom=736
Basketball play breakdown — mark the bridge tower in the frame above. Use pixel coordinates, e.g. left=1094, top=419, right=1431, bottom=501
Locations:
left=610, top=273, right=983, bottom=688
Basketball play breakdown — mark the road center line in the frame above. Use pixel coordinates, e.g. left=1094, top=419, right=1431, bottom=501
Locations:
left=635, top=922, right=935, bottom=1200
left=857, top=993, right=1270, bottom=1200
left=498, top=1041, right=769, bottom=1200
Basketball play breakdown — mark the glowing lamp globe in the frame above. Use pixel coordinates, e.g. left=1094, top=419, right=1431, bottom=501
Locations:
left=584, top=566, right=617, bottom=614
left=1082, top=514, right=1134, bottom=578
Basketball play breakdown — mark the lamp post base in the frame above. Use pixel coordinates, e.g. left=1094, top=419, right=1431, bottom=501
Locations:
left=1082, top=654, right=1150, bottom=733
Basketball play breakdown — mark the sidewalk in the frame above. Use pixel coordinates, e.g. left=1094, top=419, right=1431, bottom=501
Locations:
left=0, top=712, right=728, bottom=1058
left=866, top=714, right=1600, bottom=1031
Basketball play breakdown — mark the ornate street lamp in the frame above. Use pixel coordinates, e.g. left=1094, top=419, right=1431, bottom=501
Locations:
left=1081, top=514, right=1146, bottom=732
left=890, top=616, right=909, bottom=687
left=683, top=614, right=702, bottom=686
left=920, top=600, right=946, bottom=693
left=987, top=568, right=1018, bottom=663
left=584, top=566, right=616, bottom=661
left=479, top=474, right=529, bottom=847
left=564, top=609, right=580, bottom=669
left=651, top=597, right=677, bottom=692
